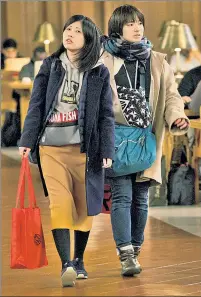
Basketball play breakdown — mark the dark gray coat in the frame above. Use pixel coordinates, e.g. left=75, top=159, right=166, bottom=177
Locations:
left=19, top=55, right=115, bottom=216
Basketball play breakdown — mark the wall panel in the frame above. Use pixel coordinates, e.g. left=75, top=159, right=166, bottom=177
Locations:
left=1, top=2, right=7, bottom=41
left=2, top=1, right=201, bottom=57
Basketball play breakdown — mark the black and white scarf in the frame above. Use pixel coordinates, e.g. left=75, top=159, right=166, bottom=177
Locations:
left=101, top=34, right=152, bottom=68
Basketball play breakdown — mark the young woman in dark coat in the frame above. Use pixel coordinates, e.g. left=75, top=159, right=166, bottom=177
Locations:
left=19, top=15, right=115, bottom=287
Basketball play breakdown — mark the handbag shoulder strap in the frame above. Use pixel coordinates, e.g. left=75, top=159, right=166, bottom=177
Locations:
left=140, top=70, right=145, bottom=90
left=46, top=58, right=57, bottom=88
left=123, top=61, right=146, bottom=92
left=50, top=59, right=56, bottom=73
left=123, top=60, right=139, bottom=89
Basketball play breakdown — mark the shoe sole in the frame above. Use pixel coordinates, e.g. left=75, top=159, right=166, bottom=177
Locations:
left=61, top=267, right=77, bottom=287
left=77, top=273, right=88, bottom=279
left=122, top=267, right=142, bottom=277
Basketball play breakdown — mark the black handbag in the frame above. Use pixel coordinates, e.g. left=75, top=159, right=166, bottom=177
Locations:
left=1, top=111, right=21, bottom=147
left=167, top=147, right=195, bottom=205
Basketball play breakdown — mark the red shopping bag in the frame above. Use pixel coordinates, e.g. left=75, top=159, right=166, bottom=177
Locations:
left=102, top=184, right=112, bottom=214
left=10, top=157, right=48, bottom=269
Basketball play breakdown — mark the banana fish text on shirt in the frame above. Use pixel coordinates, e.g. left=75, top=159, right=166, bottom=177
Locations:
left=47, top=109, right=78, bottom=127
left=48, top=109, right=78, bottom=123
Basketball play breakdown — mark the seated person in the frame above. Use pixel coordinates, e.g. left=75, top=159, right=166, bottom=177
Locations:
left=19, top=46, right=47, bottom=81
left=178, top=66, right=201, bottom=150
left=188, top=81, right=201, bottom=179
left=1, top=38, right=22, bottom=68
left=1, top=38, right=23, bottom=146
left=1, top=38, right=23, bottom=115
left=178, top=65, right=201, bottom=105
left=170, top=49, right=201, bottom=74
left=1, top=52, right=5, bottom=69
left=188, top=81, right=201, bottom=113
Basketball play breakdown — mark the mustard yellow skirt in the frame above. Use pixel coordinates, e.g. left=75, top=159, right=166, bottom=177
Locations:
left=39, top=145, right=93, bottom=231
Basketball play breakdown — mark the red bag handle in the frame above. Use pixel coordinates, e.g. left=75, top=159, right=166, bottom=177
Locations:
left=16, top=157, right=37, bottom=208
left=16, top=157, right=26, bottom=208
left=25, top=157, right=37, bottom=207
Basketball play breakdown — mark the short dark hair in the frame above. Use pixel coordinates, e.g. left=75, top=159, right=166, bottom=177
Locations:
left=54, top=15, right=101, bottom=72
left=108, top=5, right=145, bottom=37
left=33, top=46, right=46, bottom=57
left=2, top=38, right=17, bottom=49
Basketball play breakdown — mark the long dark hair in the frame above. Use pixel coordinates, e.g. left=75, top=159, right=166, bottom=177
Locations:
left=54, top=15, right=101, bottom=72
left=108, top=5, right=145, bottom=37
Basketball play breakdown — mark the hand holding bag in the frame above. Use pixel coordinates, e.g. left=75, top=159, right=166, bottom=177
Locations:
left=10, top=157, right=48, bottom=269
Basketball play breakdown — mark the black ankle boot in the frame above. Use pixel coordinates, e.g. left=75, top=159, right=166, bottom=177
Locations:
left=118, top=245, right=141, bottom=276
left=133, top=246, right=142, bottom=273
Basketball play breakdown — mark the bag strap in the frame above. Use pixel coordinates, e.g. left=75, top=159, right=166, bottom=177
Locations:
left=46, top=58, right=56, bottom=86
left=16, top=157, right=26, bottom=208
left=140, top=70, right=145, bottom=90
left=16, top=157, right=37, bottom=208
left=50, top=59, right=56, bottom=73
left=123, top=60, right=139, bottom=89
left=25, top=158, right=37, bottom=207
left=123, top=60, right=146, bottom=91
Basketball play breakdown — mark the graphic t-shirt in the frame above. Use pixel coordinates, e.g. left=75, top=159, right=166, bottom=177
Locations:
left=40, top=52, right=84, bottom=146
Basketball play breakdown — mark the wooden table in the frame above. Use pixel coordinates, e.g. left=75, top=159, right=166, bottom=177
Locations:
left=185, top=109, right=200, bottom=118
left=3, top=81, right=33, bottom=130
left=190, top=118, right=201, bottom=130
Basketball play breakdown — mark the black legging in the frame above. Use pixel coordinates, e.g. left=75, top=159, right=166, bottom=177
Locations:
left=52, top=229, right=90, bottom=267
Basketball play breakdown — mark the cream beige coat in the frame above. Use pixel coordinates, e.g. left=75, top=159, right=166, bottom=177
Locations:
left=103, top=51, right=189, bottom=185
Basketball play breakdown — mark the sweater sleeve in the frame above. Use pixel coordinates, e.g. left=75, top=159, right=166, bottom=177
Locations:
left=19, top=58, right=51, bottom=149
left=163, top=60, right=190, bottom=135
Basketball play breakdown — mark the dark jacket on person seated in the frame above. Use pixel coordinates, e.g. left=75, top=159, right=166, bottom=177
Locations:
left=178, top=66, right=201, bottom=96
left=19, top=55, right=115, bottom=216
left=19, top=60, right=34, bottom=80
